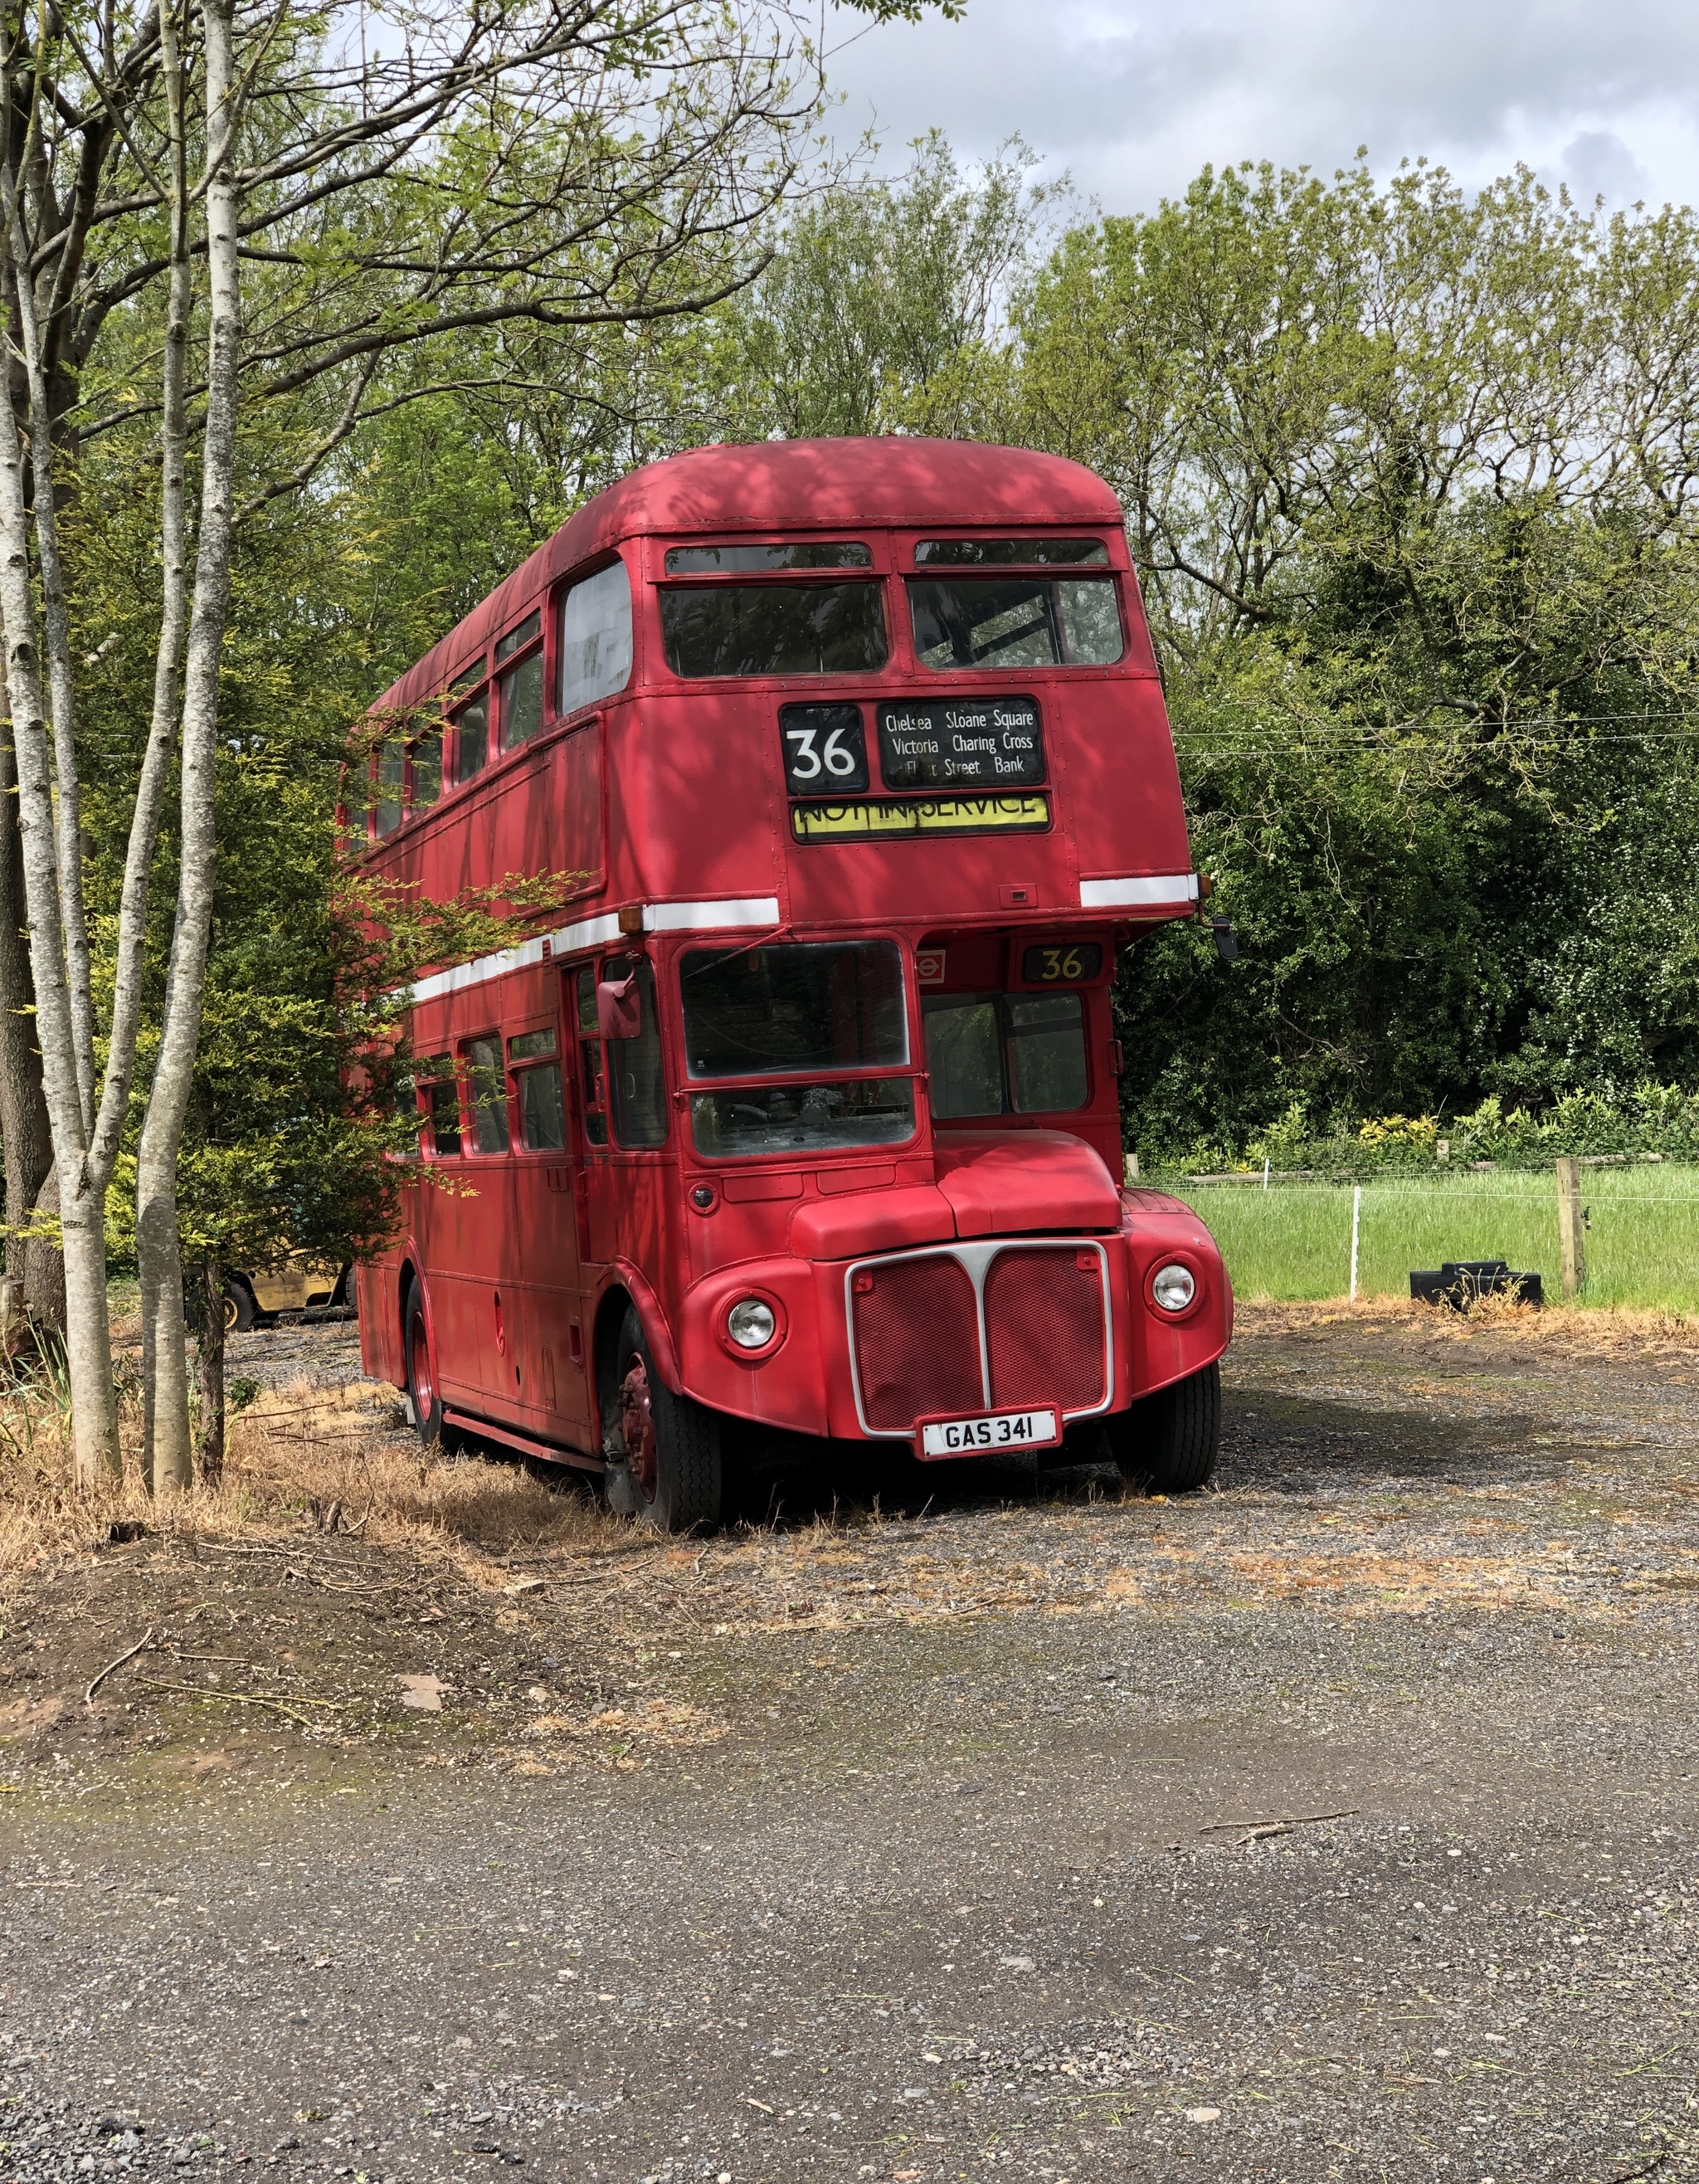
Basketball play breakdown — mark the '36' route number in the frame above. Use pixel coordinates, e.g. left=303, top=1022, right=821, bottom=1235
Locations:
left=780, top=703, right=869, bottom=797
left=786, top=723, right=858, bottom=780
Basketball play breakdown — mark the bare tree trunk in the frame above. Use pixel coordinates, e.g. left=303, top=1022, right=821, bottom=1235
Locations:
left=134, top=0, right=195, bottom=1489
left=0, top=349, right=117, bottom=1481
left=7, top=232, right=95, bottom=1143
left=0, top=714, right=54, bottom=1319
left=138, top=0, right=241, bottom=1493
left=195, top=1255, right=226, bottom=1484
left=25, top=1159, right=64, bottom=1332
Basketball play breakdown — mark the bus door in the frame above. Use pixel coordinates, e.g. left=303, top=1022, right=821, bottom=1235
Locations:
left=508, top=1011, right=591, bottom=1436
left=572, top=954, right=670, bottom=1270
left=429, top=1035, right=526, bottom=1418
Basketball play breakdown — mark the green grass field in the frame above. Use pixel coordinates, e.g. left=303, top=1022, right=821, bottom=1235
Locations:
left=1163, top=1165, right=1699, bottom=1309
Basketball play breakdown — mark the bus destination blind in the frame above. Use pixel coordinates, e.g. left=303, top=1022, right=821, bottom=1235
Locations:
left=878, top=697, right=1044, bottom=790
left=791, top=792, right=1051, bottom=842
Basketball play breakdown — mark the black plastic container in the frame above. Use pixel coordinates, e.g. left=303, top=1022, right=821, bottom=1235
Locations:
left=1410, top=1260, right=1544, bottom=1309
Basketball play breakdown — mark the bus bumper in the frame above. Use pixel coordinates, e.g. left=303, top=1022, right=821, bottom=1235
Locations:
left=673, top=1191, right=1231, bottom=1450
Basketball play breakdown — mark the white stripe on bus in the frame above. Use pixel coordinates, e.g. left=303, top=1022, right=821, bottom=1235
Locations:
left=1078, top=874, right=1198, bottom=908
left=406, top=897, right=781, bottom=1007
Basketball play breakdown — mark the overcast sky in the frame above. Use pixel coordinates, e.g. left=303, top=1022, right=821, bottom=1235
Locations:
left=821, top=0, right=1699, bottom=216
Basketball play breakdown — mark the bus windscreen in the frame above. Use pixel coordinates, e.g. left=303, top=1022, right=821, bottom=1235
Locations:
left=660, top=583, right=887, bottom=678
left=679, top=940, right=908, bottom=1078
left=689, top=1077, right=916, bottom=1159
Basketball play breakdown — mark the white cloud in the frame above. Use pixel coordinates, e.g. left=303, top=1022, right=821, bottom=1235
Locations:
left=821, top=0, right=1699, bottom=213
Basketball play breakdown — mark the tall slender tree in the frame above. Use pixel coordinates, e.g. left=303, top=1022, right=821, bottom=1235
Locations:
left=0, top=0, right=947, bottom=1487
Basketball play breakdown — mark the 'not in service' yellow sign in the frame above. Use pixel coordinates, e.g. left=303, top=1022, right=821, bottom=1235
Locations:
left=791, top=792, right=1051, bottom=843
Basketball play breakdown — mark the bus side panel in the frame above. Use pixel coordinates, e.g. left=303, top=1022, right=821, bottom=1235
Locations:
left=593, top=1158, right=679, bottom=1342
left=549, top=720, right=606, bottom=900
left=510, top=1173, right=594, bottom=1440
left=1059, top=676, right=1192, bottom=887
left=606, top=695, right=780, bottom=905
left=358, top=1260, right=401, bottom=1387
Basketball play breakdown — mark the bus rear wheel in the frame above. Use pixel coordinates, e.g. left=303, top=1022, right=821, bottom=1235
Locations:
left=605, top=1305, right=722, bottom=1533
left=404, top=1280, right=456, bottom=1454
left=1105, top=1360, right=1220, bottom=1493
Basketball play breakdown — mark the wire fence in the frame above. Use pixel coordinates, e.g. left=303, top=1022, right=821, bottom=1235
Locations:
left=1139, top=1160, right=1699, bottom=1309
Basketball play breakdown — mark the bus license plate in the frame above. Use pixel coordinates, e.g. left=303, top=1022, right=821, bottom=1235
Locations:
left=921, top=1408, right=1058, bottom=1457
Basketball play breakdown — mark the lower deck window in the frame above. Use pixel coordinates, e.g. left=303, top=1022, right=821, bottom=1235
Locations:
left=690, top=1079, right=915, bottom=1159
left=923, top=990, right=1088, bottom=1116
left=510, top=1027, right=564, bottom=1151
left=464, top=1036, right=509, bottom=1153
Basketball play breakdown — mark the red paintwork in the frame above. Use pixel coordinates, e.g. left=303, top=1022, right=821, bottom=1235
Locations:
left=353, top=437, right=1230, bottom=1462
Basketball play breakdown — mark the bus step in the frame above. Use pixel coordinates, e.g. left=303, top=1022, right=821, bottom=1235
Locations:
left=441, top=1406, right=603, bottom=1473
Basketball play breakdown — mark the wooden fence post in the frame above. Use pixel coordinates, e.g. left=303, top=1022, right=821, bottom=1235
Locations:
left=1557, top=1157, right=1585, bottom=1300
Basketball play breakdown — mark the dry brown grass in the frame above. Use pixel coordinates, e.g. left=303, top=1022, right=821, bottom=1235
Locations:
left=1237, top=1293, right=1699, bottom=1356
left=0, top=1370, right=627, bottom=1589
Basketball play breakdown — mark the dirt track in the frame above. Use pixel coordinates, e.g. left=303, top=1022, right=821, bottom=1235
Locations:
left=3, top=1303, right=1699, bottom=2182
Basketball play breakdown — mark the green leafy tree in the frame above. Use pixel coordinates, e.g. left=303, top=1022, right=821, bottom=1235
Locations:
left=1014, top=158, right=1699, bottom=1155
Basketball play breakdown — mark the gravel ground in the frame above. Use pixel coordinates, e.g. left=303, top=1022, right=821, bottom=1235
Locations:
left=3, top=1304, right=1699, bottom=2183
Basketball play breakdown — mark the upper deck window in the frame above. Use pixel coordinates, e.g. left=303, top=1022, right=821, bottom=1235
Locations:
left=495, top=611, right=539, bottom=663
left=908, top=576, right=1123, bottom=670
left=373, top=737, right=404, bottom=836
left=660, top=583, right=887, bottom=679
left=665, top=542, right=872, bottom=573
left=410, top=722, right=442, bottom=809
left=497, top=612, right=543, bottom=752
left=453, top=689, right=489, bottom=783
left=559, top=562, right=633, bottom=715
left=450, top=660, right=489, bottom=786
left=915, top=538, right=1108, bottom=567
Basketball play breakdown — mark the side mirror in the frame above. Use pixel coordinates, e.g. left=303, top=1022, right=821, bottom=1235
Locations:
left=596, top=972, right=641, bottom=1040
left=1211, top=918, right=1238, bottom=965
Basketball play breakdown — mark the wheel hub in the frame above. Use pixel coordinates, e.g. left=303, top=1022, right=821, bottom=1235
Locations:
left=618, top=1353, right=659, bottom=1502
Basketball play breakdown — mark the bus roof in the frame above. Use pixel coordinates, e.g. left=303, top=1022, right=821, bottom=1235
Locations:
left=369, top=438, right=1124, bottom=719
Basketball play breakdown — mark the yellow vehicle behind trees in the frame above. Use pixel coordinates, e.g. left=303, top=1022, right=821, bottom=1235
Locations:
left=220, top=1260, right=350, bottom=1331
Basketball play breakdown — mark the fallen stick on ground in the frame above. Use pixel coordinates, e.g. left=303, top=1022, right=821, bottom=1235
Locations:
left=1196, top=1808, right=1358, bottom=1835
left=84, top=1627, right=156, bottom=1707
left=141, top=1679, right=344, bottom=1728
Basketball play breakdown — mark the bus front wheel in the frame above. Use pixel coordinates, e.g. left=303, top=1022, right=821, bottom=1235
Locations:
left=606, top=1306, right=722, bottom=1533
left=1105, top=1360, right=1220, bottom=1493
left=404, top=1279, right=456, bottom=1455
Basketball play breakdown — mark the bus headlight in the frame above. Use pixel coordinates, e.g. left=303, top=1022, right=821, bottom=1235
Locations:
left=726, top=1297, right=777, bottom=1350
left=1151, top=1262, right=1196, bottom=1314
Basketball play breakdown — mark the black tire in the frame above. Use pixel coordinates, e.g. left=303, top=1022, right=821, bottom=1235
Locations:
left=404, top=1278, right=456, bottom=1454
left=224, top=1279, right=258, bottom=1333
left=1105, top=1360, right=1220, bottom=1492
left=604, top=1304, right=722, bottom=1533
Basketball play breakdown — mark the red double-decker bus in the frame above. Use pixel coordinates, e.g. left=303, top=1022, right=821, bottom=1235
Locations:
left=352, top=438, right=1230, bottom=1528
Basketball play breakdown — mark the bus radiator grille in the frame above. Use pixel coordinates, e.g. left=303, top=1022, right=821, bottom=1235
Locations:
left=852, top=1255, right=982, bottom=1431
left=985, top=1247, right=1108, bottom=1413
